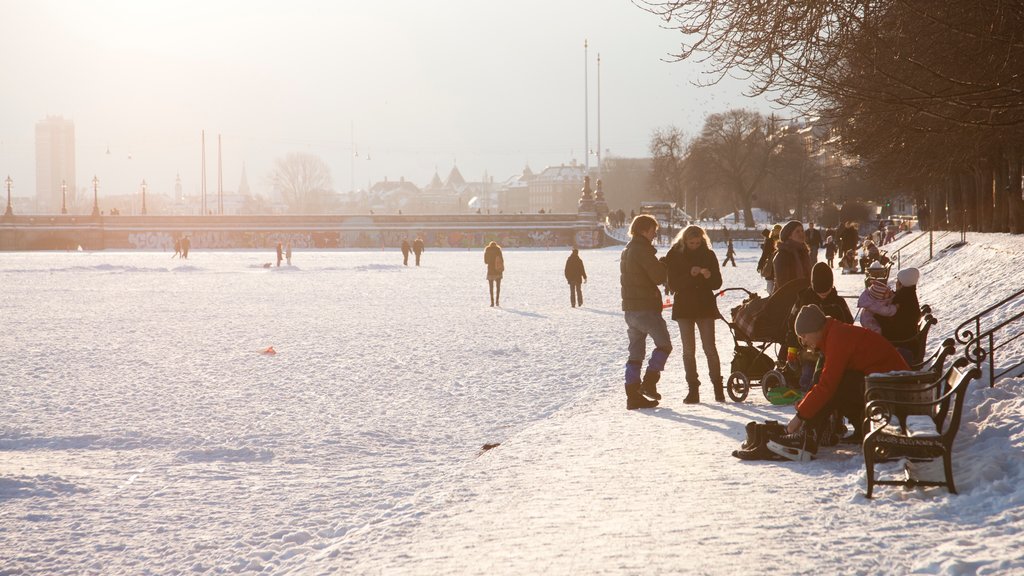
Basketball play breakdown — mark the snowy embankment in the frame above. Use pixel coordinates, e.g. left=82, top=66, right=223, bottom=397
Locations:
left=0, top=235, right=1021, bottom=575
left=327, top=234, right=1024, bottom=575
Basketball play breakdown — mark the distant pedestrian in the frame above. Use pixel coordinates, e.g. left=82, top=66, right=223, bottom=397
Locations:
left=824, top=236, right=837, bottom=268
left=181, top=236, right=191, bottom=259
left=413, top=237, right=424, bottom=266
left=172, top=238, right=182, bottom=259
left=620, top=214, right=671, bottom=410
left=564, top=247, right=588, bottom=307
left=722, top=238, right=737, bottom=267
left=286, top=241, right=292, bottom=266
left=401, top=239, right=411, bottom=266
left=276, top=242, right=283, bottom=267
left=484, top=241, right=504, bottom=307
left=806, top=222, right=822, bottom=264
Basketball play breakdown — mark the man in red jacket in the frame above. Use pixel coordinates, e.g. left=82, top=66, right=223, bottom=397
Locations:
left=769, top=304, right=909, bottom=461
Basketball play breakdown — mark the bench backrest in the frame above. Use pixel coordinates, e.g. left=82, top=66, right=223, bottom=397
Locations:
left=935, top=358, right=982, bottom=434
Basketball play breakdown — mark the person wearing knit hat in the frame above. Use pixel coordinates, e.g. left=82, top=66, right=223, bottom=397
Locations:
left=784, top=264, right=854, bottom=392
left=878, top=267, right=923, bottom=362
left=857, top=278, right=897, bottom=334
left=771, top=220, right=811, bottom=294
left=770, top=307, right=909, bottom=459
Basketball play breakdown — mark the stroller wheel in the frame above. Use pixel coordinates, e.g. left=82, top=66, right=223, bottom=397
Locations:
left=727, top=372, right=750, bottom=402
left=761, top=370, right=787, bottom=400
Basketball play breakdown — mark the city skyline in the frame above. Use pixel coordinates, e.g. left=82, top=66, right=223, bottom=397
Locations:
left=0, top=0, right=775, bottom=201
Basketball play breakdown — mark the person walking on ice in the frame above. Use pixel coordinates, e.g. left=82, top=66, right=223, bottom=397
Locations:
left=564, top=247, right=587, bottom=307
left=722, top=238, right=737, bottom=267
left=275, top=242, right=283, bottom=267
left=484, top=241, right=504, bottom=307
left=413, top=237, right=424, bottom=266
left=401, top=239, right=411, bottom=266
left=285, top=241, right=292, bottom=266
left=620, top=215, right=672, bottom=410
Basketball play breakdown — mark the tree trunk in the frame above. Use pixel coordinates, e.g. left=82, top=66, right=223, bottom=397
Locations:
left=1009, top=146, right=1024, bottom=234
left=976, top=158, right=994, bottom=232
left=960, top=170, right=977, bottom=231
left=994, top=150, right=1009, bottom=233
left=930, top=181, right=946, bottom=230
left=948, top=172, right=962, bottom=232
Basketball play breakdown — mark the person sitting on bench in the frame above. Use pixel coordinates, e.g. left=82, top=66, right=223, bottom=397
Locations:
left=768, top=304, right=910, bottom=461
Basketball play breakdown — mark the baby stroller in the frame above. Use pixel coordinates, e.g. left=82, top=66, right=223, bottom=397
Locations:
left=719, top=278, right=810, bottom=402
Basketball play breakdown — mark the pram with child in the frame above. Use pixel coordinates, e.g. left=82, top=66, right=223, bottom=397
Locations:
left=720, top=277, right=810, bottom=402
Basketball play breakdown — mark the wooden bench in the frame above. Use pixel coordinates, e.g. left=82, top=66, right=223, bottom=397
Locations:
left=862, top=358, right=982, bottom=498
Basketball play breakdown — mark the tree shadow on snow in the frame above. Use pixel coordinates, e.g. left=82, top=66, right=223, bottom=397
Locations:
left=497, top=308, right=547, bottom=319
left=576, top=308, right=621, bottom=317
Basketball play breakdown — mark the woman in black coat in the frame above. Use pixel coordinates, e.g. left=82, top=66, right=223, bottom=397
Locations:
left=772, top=220, right=812, bottom=293
left=665, top=225, right=724, bottom=403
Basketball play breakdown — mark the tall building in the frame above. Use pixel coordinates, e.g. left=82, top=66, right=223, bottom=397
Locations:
left=35, top=116, right=76, bottom=213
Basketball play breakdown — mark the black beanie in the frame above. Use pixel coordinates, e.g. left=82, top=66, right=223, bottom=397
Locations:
left=780, top=220, right=802, bottom=242
left=811, top=262, right=833, bottom=293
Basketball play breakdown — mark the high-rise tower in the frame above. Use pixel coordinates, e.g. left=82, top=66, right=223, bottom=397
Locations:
left=35, top=116, right=76, bottom=213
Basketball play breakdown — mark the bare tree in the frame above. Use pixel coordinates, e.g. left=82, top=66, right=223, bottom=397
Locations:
left=648, top=126, right=689, bottom=206
left=269, top=153, right=334, bottom=214
left=770, top=126, right=823, bottom=221
left=687, top=109, right=779, bottom=227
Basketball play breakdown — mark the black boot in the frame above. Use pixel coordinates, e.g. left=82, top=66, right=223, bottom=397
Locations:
left=712, top=379, right=726, bottom=402
left=626, top=382, right=658, bottom=410
left=683, top=384, right=700, bottom=404
left=740, top=421, right=759, bottom=450
left=640, top=371, right=661, bottom=400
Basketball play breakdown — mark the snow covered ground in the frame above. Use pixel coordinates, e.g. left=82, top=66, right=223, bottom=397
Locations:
left=1, top=234, right=1022, bottom=574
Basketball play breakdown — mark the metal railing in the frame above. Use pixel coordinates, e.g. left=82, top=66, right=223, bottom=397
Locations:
left=888, top=229, right=954, bottom=271
left=955, top=286, right=1024, bottom=387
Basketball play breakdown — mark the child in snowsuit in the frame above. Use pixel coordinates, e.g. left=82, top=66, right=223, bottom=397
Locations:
left=858, top=279, right=897, bottom=333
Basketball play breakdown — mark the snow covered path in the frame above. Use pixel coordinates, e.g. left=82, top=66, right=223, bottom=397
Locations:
left=2, top=236, right=1023, bottom=574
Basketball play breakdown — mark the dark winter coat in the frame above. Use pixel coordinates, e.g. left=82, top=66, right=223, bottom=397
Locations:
left=824, top=239, right=837, bottom=261
left=412, top=239, right=424, bottom=254
left=401, top=240, right=411, bottom=255
left=806, top=227, right=823, bottom=250
left=839, top=226, right=859, bottom=256
left=484, top=244, right=504, bottom=279
left=620, top=237, right=665, bottom=311
left=757, top=238, right=776, bottom=279
left=878, top=285, right=922, bottom=342
left=772, top=240, right=812, bottom=292
left=665, top=243, right=722, bottom=320
left=784, top=286, right=855, bottom=348
left=564, top=253, right=587, bottom=284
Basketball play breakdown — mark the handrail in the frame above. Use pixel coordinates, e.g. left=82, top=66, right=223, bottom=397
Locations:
left=958, top=288, right=1024, bottom=387
left=955, top=286, right=1024, bottom=346
left=889, top=230, right=952, bottom=270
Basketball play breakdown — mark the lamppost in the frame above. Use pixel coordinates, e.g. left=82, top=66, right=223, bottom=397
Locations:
left=61, top=179, right=68, bottom=214
left=91, top=175, right=100, bottom=217
left=140, top=179, right=147, bottom=215
left=4, top=175, right=12, bottom=216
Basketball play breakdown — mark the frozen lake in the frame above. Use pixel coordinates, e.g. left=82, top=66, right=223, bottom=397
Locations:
left=0, top=245, right=779, bottom=573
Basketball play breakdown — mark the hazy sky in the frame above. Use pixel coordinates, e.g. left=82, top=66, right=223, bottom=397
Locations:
left=0, top=0, right=775, bottom=200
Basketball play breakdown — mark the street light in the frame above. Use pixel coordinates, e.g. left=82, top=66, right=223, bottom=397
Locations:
left=141, top=179, right=147, bottom=215
left=4, top=175, right=12, bottom=216
left=61, top=180, right=68, bottom=214
left=91, top=175, right=100, bottom=217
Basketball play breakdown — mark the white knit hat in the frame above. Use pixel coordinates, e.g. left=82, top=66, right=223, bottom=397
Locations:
left=897, top=267, right=920, bottom=287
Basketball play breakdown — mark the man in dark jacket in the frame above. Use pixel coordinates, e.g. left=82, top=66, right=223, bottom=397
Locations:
left=805, top=222, right=823, bottom=264
left=620, top=215, right=672, bottom=410
left=770, top=305, right=909, bottom=460
left=783, top=262, right=854, bottom=390
left=564, top=247, right=588, bottom=307
left=401, top=239, right=411, bottom=266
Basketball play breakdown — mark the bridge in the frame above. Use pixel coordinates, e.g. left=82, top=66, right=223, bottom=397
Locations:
left=0, top=213, right=620, bottom=251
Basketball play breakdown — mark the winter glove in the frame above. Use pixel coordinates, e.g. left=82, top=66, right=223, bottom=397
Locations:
left=786, top=347, right=801, bottom=373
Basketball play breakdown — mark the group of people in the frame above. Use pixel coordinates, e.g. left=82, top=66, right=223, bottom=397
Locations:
left=620, top=214, right=925, bottom=462
left=275, top=241, right=293, bottom=267
left=171, top=236, right=191, bottom=259
left=400, top=237, right=426, bottom=266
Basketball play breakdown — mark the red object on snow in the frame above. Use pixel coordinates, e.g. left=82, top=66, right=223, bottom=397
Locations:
left=662, top=297, right=672, bottom=310
left=261, top=346, right=277, bottom=355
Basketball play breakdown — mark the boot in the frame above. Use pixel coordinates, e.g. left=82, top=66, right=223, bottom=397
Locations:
left=683, top=384, right=700, bottom=404
left=626, top=382, right=658, bottom=410
left=640, top=370, right=661, bottom=400
left=712, top=379, right=726, bottom=402
left=766, top=427, right=818, bottom=462
left=740, top=421, right=759, bottom=450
